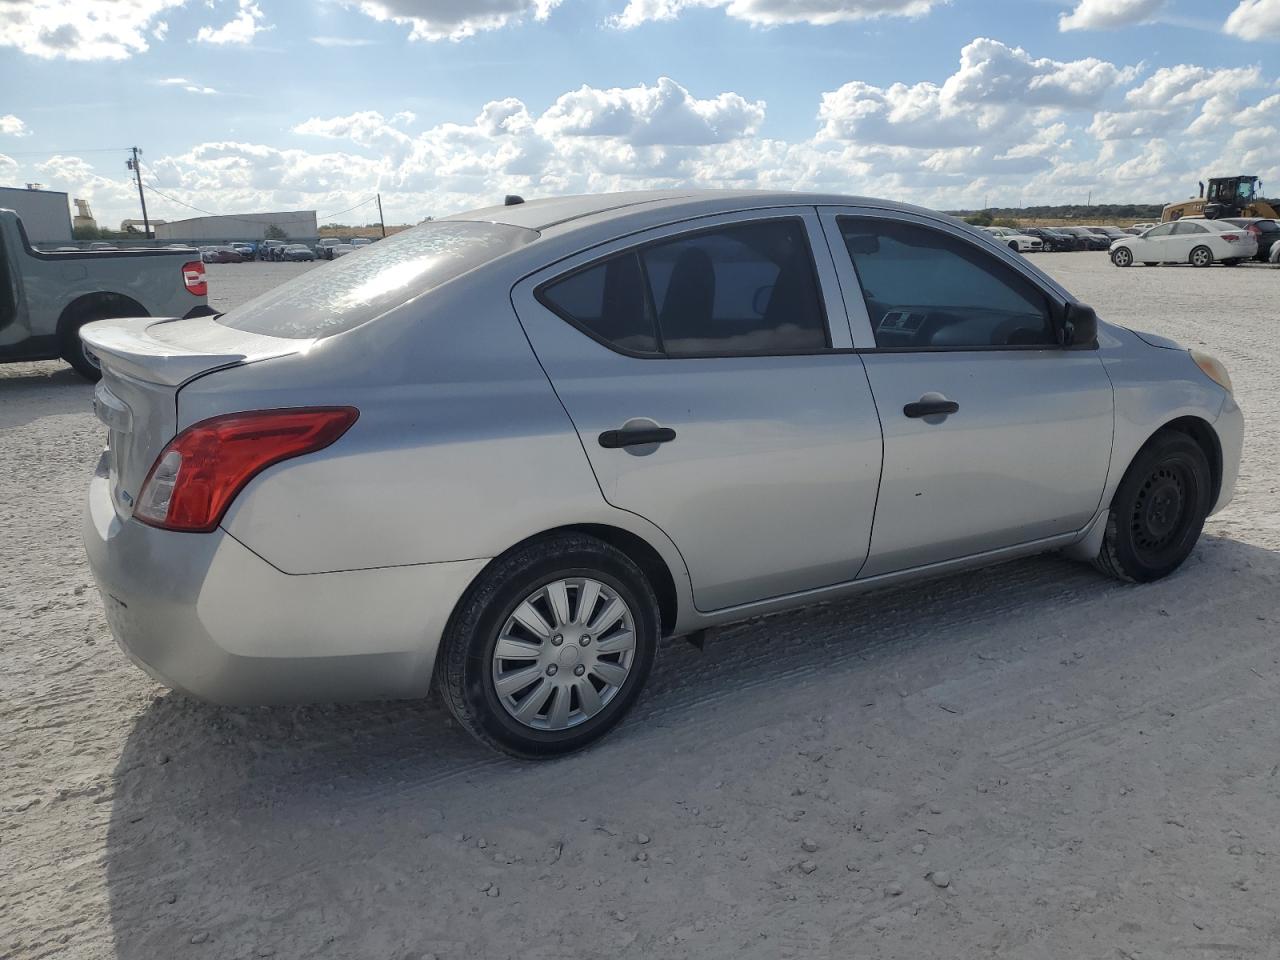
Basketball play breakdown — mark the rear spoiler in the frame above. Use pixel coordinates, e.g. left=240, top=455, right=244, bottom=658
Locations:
left=80, top=316, right=298, bottom=387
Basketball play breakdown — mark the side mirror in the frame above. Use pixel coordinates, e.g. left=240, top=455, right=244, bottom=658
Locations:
left=1060, top=302, right=1098, bottom=349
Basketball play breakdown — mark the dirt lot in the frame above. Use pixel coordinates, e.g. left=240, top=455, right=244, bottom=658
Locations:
left=3, top=253, right=1279, bottom=960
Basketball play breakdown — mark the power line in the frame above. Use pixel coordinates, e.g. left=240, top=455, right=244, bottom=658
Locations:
left=145, top=181, right=221, bottom=217
left=0, top=147, right=131, bottom=157
left=318, top=196, right=378, bottom=221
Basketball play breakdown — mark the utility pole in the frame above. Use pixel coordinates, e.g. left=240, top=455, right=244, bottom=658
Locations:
left=376, top=192, right=386, bottom=238
left=126, top=147, right=151, bottom=238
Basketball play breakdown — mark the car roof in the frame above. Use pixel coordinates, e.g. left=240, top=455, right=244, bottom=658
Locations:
left=443, top=189, right=948, bottom=234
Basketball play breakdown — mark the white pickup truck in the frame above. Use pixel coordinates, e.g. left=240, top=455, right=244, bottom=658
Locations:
left=0, top=209, right=213, bottom=380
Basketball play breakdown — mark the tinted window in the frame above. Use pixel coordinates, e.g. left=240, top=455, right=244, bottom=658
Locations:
left=216, top=221, right=538, bottom=339
left=642, top=220, right=827, bottom=356
left=1174, top=222, right=1207, bottom=235
left=838, top=218, right=1054, bottom=350
left=538, top=252, right=660, bottom=355
left=539, top=219, right=829, bottom=358
left=1146, top=223, right=1175, bottom=237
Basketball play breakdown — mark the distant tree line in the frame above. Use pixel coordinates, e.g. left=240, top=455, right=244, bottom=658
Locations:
left=951, top=203, right=1164, bottom=226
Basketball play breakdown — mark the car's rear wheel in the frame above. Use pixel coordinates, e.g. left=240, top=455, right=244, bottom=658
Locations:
left=436, top=533, right=660, bottom=758
left=1094, top=430, right=1212, bottom=583
left=59, top=297, right=144, bottom=382
left=1111, top=247, right=1133, bottom=267
left=1190, top=245, right=1214, bottom=268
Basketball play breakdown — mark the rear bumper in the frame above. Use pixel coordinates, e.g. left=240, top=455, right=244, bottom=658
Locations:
left=83, top=472, right=488, bottom=705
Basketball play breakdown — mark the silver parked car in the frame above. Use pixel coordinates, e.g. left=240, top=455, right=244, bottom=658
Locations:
left=82, top=191, right=1243, bottom=757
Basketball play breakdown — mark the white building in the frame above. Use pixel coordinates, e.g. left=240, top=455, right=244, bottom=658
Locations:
left=0, top=186, right=73, bottom=243
left=154, top=210, right=318, bottom=242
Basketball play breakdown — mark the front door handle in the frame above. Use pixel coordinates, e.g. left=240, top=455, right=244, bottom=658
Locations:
left=598, top=426, right=677, bottom=449
left=903, top=397, right=959, bottom=419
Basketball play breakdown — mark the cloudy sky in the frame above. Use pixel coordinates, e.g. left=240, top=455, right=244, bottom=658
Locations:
left=2, top=0, right=1279, bottom=228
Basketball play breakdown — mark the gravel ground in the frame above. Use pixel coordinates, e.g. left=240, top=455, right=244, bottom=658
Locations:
left=3, top=253, right=1279, bottom=959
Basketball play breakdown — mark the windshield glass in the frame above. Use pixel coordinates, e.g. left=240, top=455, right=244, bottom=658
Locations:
left=215, top=220, right=539, bottom=339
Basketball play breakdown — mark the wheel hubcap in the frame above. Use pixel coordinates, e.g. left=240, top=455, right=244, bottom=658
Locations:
left=1132, top=466, right=1189, bottom=553
left=491, top=577, right=637, bottom=731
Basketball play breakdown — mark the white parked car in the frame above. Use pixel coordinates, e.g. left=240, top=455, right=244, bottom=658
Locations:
left=1131, top=222, right=1157, bottom=233
left=330, top=243, right=356, bottom=258
left=1110, top=220, right=1258, bottom=268
left=982, top=226, right=1043, bottom=253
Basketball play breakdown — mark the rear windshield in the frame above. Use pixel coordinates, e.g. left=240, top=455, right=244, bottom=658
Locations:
left=215, top=220, right=537, bottom=339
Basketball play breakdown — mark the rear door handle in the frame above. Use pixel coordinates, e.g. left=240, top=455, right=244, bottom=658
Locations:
left=598, top=426, right=677, bottom=449
left=903, top=397, right=959, bottom=419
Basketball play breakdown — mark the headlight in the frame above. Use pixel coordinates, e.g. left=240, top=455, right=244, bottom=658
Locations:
left=1190, top=349, right=1233, bottom=394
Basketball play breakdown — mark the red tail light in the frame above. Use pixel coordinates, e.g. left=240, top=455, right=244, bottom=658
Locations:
left=1247, top=223, right=1262, bottom=236
left=134, top=408, right=358, bottom=532
left=182, top=260, right=208, bottom=297
left=1221, top=233, right=1241, bottom=242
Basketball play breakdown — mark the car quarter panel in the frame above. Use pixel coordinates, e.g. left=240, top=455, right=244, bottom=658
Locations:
left=187, top=274, right=691, bottom=605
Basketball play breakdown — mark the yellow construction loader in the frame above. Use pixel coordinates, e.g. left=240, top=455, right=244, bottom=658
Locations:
left=1162, top=175, right=1280, bottom=222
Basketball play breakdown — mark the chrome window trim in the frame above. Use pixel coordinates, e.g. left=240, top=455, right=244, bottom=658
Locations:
left=518, top=206, right=855, bottom=357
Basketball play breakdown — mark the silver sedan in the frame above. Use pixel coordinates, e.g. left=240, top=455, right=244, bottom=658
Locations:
left=82, top=190, right=1243, bottom=757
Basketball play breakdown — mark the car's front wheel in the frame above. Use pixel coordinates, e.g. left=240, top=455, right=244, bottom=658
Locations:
left=436, top=533, right=660, bottom=758
left=1111, top=247, right=1133, bottom=267
left=1094, top=430, right=1212, bottom=583
left=1190, top=245, right=1214, bottom=268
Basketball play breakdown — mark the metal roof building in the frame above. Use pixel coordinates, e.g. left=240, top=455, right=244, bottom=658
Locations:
left=154, top=210, right=318, bottom=242
left=0, top=186, right=73, bottom=243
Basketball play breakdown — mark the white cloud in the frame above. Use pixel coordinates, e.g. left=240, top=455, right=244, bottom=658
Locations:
left=0, top=0, right=185, bottom=60
left=817, top=39, right=1137, bottom=149
left=339, top=0, right=561, bottom=41
left=535, top=77, right=765, bottom=145
left=1090, top=64, right=1267, bottom=140
left=1225, top=0, right=1280, bottom=39
left=195, top=0, right=269, bottom=45
left=310, top=35, right=376, bottom=46
left=158, top=76, right=219, bottom=94
left=613, top=0, right=944, bottom=28
left=0, top=115, right=31, bottom=137
left=1059, top=0, right=1165, bottom=31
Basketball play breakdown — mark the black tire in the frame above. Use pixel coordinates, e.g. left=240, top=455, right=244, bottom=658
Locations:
left=1008, top=241, right=1019, bottom=252
left=1111, top=247, right=1133, bottom=268
left=1190, top=245, right=1214, bottom=268
left=436, top=533, right=660, bottom=758
left=59, top=299, right=143, bottom=381
left=1094, top=430, right=1212, bottom=583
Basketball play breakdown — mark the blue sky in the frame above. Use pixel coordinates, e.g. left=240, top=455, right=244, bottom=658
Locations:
left=2, top=0, right=1279, bottom=227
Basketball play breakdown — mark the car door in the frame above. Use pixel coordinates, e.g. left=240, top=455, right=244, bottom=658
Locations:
left=1135, top=222, right=1174, bottom=260
left=511, top=209, right=884, bottom=612
left=818, top=207, right=1114, bottom=578
left=1169, top=221, right=1209, bottom=260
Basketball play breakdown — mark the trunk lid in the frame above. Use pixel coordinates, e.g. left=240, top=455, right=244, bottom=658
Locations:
left=81, top=316, right=310, bottom=519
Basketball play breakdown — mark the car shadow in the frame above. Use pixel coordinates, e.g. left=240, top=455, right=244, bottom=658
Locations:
left=101, top=533, right=1278, bottom=957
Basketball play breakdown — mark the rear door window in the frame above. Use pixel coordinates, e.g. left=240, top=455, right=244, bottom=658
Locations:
left=537, top=218, right=829, bottom=358
left=215, top=221, right=538, bottom=339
